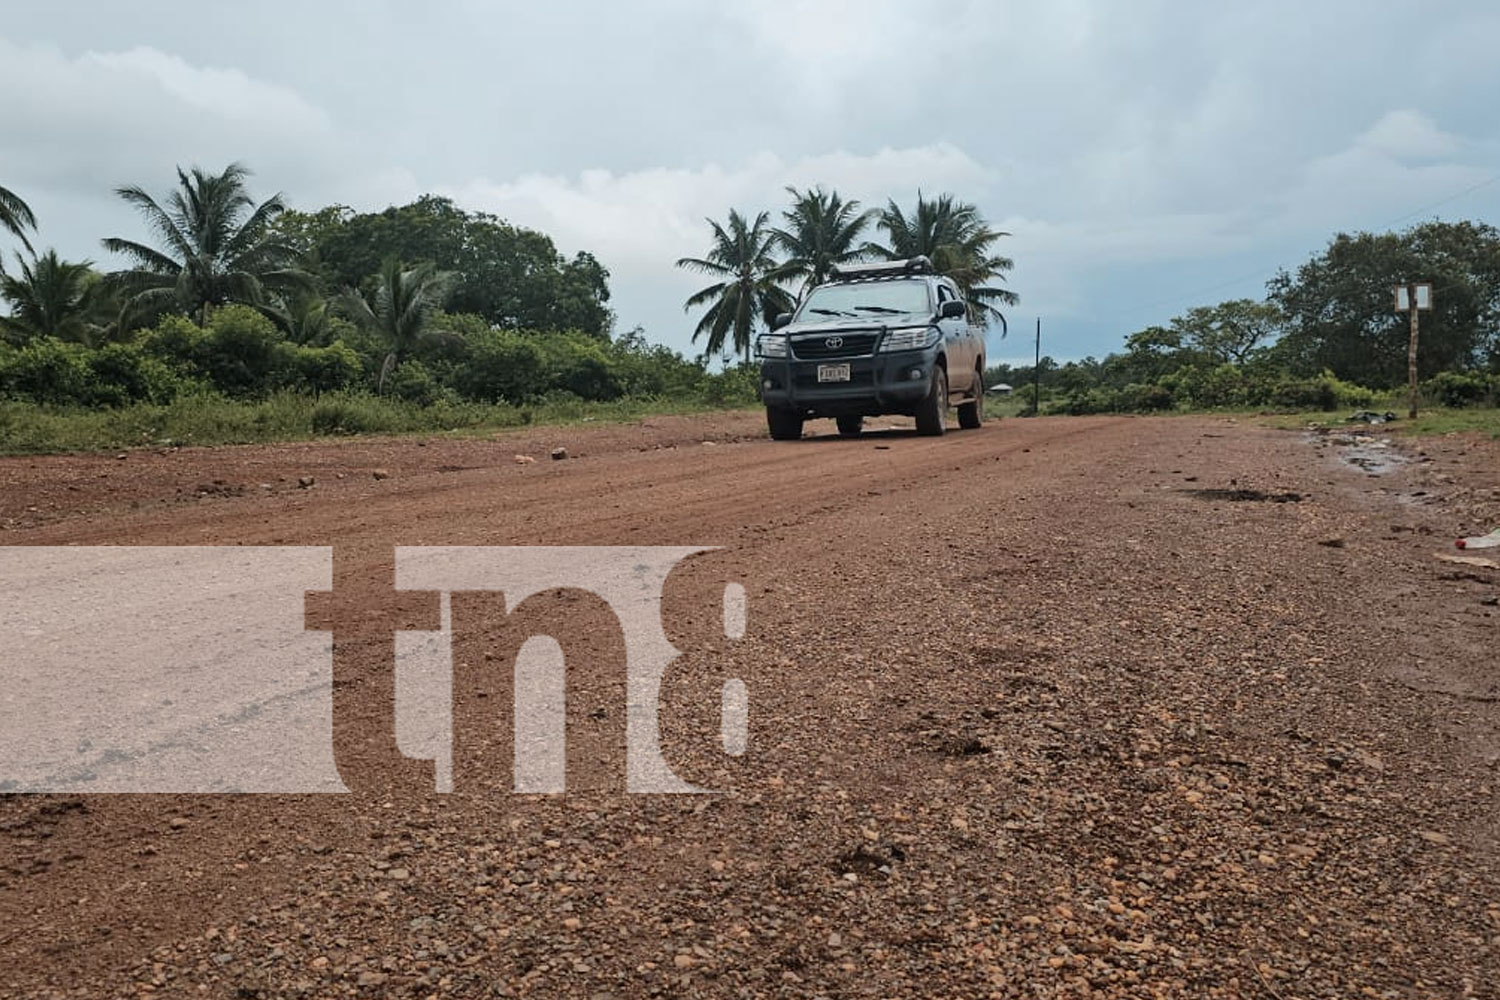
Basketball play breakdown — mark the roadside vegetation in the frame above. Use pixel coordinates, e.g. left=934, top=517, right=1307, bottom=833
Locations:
left=0, top=164, right=765, bottom=454
left=2, top=166, right=1497, bottom=453
left=0, top=390, right=759, bottom=455
left=986, top=221, right=1500, bottom=426
left=1262, top=403, right=1500, bottom=440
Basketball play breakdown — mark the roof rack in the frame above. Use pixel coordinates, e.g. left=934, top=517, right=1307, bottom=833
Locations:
left=828, top=256, right=934, bottom=280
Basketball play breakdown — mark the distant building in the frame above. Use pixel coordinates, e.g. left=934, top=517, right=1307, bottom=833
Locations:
left=987, top=383, right=1014, bottom=396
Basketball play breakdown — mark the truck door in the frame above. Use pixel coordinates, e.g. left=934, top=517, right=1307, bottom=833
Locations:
left=937, top=284, right=975, bottom=393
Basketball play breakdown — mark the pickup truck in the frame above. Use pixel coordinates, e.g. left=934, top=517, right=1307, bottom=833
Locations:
left=755, top=256, right=986, bottom=440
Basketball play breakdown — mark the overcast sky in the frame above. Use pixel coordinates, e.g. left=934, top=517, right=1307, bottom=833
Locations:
left=3, top=1, right=1498, bottom=364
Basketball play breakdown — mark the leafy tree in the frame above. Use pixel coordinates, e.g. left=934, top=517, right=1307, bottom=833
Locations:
left=1, top=250, right=117, bottom=346
left=1269, top=221, right=1500, bottom=386
left=267, top=204, right=355, bottom=259
left=1052, top=356, right=1107, bottom=395
left=875, top=192, right=1018, bottom=332
left=773, top=185, right=874, bottom=296
left=0, top=184, right=37, bottom=254
left=1084, top=325, right=1202, bottom=389
left=676, top=209, right=795, bottom=364
left=1171, top=299, right=1282, bottom=365
left=338, top=257, right=455, bottom=392
left=303, top=196, right=613, bottom=336
left=102, top=162, right=309, bottom=328
left=547, top=250, right=613, bottom=336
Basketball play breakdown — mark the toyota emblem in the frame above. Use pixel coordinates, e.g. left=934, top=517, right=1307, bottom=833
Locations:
left=825, top=336, right=844, bottom=349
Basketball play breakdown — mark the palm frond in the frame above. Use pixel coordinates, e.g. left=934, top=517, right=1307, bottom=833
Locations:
left=105, top=163, right=312, bottom=328
left=0, top=185, right=38, bottom=253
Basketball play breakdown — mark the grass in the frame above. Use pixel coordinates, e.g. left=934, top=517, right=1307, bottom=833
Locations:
left=6, top=387, right=1494, bottom=457
left=0, top=391, right=760, bottom=456
left=1395, top=408, right=1500, bottom=438
left=1261, top=404, right=1500, bottom=439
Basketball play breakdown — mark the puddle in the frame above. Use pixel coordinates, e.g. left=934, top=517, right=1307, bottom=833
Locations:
left=1341, top=442, right=1406, bottom=475
left=1309, top=431, right=1409, bottom=476
left=1186, top=488, right=1303, bottom=503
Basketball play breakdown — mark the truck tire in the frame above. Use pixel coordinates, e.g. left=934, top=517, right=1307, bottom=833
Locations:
left=957, top=372, right=984, bottom=429
left=766, top=407, right=805, bottom=441
left=914, top=366, right=947, bottom=436
left=836, top=416, right=864, bottom=437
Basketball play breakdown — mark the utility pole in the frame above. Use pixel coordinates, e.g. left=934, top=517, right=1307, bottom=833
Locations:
left=1032, top=317, right=1041, bottom=417
left=1394, top=282, right=1432, bottom=419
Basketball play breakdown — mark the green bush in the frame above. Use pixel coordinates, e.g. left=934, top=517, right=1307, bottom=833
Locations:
left=1049, top=382, right=1173, bottom=415
left=1268, top=378, right=1336, bottom=410
left=1423, top=370, right=1497, bottom=408
left=699, top=365, right=760, bottom=406
left=613, top=341, right=705, bottom=398
left=85, top=343, right=194, bottom=405
left=139, top=314, right=211, bottom=379
left=385, top=360, right=445, bottom=406
left=199, top=306, right=297, bottom=397
left=1050, top=388, right=1118, bottom=416
left=286, top=340, right=364, bottom=395
left=1161, top=363, right=1266, bottom=409
left=455, top=328, right=545, bottom=402
left=534, top=331, right=625, bottom=401
left=309, top=395, right=403, bottom=436
left=0, top=338, right=93, bottom=405
left=1120, top=382, right=1175, bottom=412
left=1265, top=371, right=1373, bottom=411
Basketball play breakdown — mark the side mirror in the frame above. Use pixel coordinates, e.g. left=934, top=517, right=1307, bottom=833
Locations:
left=772, top=312, right=792, bottom=330
left=938, top=299, right=966, bottom=320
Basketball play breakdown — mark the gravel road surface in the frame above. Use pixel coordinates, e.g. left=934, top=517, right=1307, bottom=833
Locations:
left=1, top=412, right=1497, bottom=998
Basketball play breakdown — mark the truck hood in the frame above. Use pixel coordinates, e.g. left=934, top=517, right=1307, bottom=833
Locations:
left=783, top=312, right=932, bottom=335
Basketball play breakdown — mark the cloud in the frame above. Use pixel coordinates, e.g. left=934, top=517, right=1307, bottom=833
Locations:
left=1356, top=109, right=1462, bottom=161
left=1270, top=110, right=1488, bottom=238
left=4, top=1, right=1499, bottom=361
left=443, top=144, right=997, bottom=275
left=0, top=38, right=402, bottom=273
left=83, top=47, right=330, bottom=132
left=442, top=144, right=1001, bottom=347
left=0, top=39, right=334, bottom=199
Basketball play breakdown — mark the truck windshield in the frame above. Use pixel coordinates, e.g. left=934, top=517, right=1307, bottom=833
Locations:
left=798, top=279, right=932, bottom=319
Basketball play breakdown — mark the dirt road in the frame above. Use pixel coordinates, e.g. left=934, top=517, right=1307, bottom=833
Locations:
left=2, top=412, right=1498, bottom=998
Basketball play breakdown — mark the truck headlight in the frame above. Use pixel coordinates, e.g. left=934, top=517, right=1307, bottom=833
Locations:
left=879, top=326, right=940, bottom=352
left=757, top=334, right=789, bottom=358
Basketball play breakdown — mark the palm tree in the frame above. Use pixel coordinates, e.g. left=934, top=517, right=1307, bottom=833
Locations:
left=267, top=289, right=336, bottom=345
left=772, top=186, right=875, bottom=297
left=339, top=257, right=455, bottom=392
left=0, top=250, right=105, bottom=345
left=676, top=209, right=795, bottom=364
left=102, top=162, right=308, bottom=328
left=0, top=184, right=37, bottom=254
left=876, top=192, right=1018, bottom=334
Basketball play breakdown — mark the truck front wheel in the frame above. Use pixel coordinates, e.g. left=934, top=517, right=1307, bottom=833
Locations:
left=914, top=366, right=948, bottom=436
left=767, top=407, right=805, bottom=441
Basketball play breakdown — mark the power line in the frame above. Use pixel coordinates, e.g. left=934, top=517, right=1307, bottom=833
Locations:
left=1376, top=171, right=1500, bottom=230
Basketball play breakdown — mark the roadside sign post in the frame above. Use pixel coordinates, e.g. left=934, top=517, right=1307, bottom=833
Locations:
left=1394, top=282, right=1433, bottom=419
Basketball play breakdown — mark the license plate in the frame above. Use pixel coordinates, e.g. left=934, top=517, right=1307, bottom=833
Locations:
left=817, top=363, right=851, bottom=383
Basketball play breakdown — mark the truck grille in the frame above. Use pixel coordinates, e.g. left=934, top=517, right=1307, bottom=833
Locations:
left=791, top=332, right=879, bottom=359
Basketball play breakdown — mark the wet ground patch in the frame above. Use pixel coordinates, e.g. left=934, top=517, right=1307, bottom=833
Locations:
left=1184, top=487, right=1304, bottom=503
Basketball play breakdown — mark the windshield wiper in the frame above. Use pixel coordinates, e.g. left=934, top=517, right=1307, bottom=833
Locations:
left=854, top=305, right=905, bottom=314
left=808, top=308, right=853, bottom=317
